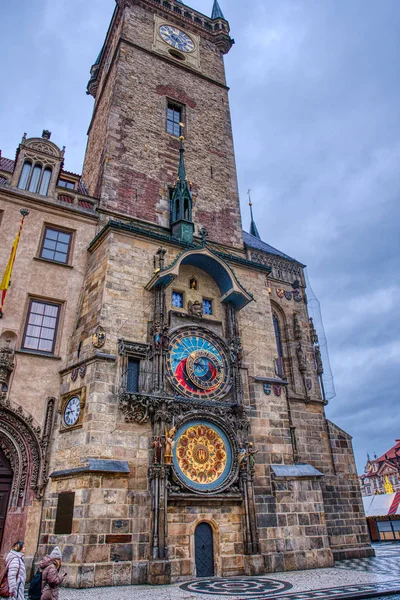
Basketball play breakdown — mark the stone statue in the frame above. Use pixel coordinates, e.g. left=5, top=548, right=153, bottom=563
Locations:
left=248, top=443, right=258, bottom=473
left=314, top=345, right=324, bottom=375
left=164, top=426, right=176, bottom=465
left=238, top=448, right=248, bottom=470
left=188, top=300, right=203, bottom=318
left=296, top=342, right=307, bottom=373
left=152, top=436, right=162, bottom=465
left=293, top=312, right=302, bottom=341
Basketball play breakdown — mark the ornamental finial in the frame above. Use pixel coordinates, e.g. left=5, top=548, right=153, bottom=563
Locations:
left=247, top=189, right=261, bottom=239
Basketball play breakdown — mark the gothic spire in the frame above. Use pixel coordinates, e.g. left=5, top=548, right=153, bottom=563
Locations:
left=171, top=130, right=194, bottom=244
left=247, top=190, right=261, bottom=239
left=211, top=0, right=225, bottom=20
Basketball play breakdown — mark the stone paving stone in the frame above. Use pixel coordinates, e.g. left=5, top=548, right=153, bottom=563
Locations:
left=59, top=544, right=400, bottom=600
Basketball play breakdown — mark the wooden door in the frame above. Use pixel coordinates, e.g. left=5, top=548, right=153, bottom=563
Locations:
left=0, top=450, right=12, bottom=549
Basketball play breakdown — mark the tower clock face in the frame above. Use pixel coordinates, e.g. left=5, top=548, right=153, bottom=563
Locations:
left=159, top=25, right=195, bottom=53
left=167, top=330, right=230, bottom=400
left=63, top=396, right=81, bottom=427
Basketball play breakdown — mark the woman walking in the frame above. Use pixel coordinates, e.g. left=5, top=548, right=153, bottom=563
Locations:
left=39, top=547, right=66, bottom=600
left=5, top=540, right=26, bottom=600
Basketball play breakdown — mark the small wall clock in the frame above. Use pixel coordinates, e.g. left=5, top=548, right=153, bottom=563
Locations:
left=63, top=396, right=81, bottom=427
left=159, top=25, right=195, bottom=53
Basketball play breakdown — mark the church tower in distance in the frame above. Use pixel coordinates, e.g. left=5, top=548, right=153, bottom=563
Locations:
left=31, top=0, right=372, bottom=587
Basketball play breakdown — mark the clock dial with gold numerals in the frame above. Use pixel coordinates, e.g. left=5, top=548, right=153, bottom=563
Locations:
left=166, top=330, right=230, bottom=400
left=159, top=25, right=195, bottom=53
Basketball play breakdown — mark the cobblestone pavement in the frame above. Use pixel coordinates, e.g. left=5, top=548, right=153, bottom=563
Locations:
left=58, top=543, right=400, bottom=600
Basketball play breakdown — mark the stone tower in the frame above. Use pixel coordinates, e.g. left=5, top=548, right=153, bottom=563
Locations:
left=83, top=0, right=243, bottom=248
left=28, top=0, right=372, bottom=588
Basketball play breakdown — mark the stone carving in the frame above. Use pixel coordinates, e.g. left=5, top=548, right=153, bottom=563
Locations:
left=188, top=300, right=203, bottom=318
left=0, top=339, right=15, bottom=393
left=314, top=345, right=324, bottom=375
left=248, top=443, right=258, bottom=474
left=238, top=448, right=248, bottom=471
left=25, top=140, right=59, bottom=156
left=293, top=313, right=302, bottom=341
left=152, top=436, right=162, bottom=465
left=250, top=251, right=302, bottom=284
left=296, top=342, right=307, bottom=373
left=309, top=317, right=319, bottom=344
left=119, top=393, right=158, bottom=424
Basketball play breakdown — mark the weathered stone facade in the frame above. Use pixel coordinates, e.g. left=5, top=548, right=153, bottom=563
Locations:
left=0, top=0, right=372, bottom=588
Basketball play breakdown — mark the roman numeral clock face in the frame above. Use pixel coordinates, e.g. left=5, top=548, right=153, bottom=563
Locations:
left=166, top=330, right=230, bottom=400
left=159, top=25, right=195, bottom=53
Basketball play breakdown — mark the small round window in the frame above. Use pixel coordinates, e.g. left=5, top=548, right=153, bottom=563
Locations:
left=168, top=49, right=186, bottom=62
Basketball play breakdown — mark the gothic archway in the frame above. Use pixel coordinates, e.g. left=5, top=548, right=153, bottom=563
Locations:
left=0, top=398, right=55, bottom=507
left=0, top=449, right=12, bottom=548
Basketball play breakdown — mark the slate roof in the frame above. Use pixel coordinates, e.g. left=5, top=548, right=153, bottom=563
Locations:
left=0, top=156, right=14, bottom=173
left=243, top=230, right=299, bottom=263
left=377, top=440, right=400, bottom=463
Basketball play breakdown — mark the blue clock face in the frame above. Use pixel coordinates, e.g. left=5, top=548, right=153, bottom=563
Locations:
left=160, top=25, right=195, bottom=53
left=166, top=330, right=230, bottom=400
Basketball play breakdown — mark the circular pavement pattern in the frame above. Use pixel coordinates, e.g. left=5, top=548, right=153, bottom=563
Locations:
left=180, top=577, right=293, bottom=597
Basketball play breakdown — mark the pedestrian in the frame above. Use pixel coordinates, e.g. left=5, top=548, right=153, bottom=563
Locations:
left=5, top=540, right=26, bottom=600
left=39, top=547, right=66, bottom=600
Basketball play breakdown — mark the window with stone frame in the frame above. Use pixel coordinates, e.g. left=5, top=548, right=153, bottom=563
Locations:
left=18, top=161, right=52, bottom=196
left=167, top=103, right=183, bottom=137
left=273, top=311, right=285, bottom=377
left=172, top=291, right=184, bottom=308
left=118, top=340, right=150, bottom=395
left=22, top=299, right=61, bottom=354
left=127, top=358, right=140, bottom=393
left=40, top=226, right=73, bottom=264
left=57, top=178, right=75, bottom=190
left=203, top=298, right=213, bottom=315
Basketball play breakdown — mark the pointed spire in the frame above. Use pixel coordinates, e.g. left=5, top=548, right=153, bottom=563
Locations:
left=178, top=134, right=187, bottom=183
left=171, top=127, right=194, bottom=244
left=248, top=190, right=261, bottom=239
left=211, top=0, right=225, bottom=20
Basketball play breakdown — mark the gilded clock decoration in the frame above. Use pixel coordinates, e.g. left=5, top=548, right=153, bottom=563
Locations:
left=159, top=25, right=195, bottom=53
left=173, top=421, right=233, bottom=491
left=166, top=329, right=230, bottom=400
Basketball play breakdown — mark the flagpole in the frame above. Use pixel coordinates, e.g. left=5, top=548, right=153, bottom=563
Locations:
left=0, top=208, right=30, bottom=318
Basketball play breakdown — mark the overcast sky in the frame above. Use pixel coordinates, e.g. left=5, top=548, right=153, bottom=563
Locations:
left=1, top=1, right=399, bottom=472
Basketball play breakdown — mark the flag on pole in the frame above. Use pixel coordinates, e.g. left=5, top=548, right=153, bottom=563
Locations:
left=0, top=208, right=29, bottom=318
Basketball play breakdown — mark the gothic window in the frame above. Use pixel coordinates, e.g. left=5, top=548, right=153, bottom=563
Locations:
left=127, top=358, right=140, bottom=393
left=54, top=492, right=75, bottom=535
left=167, top=103, right=182, bottom=137
left=203, top=299, right=213, bottom=315
left=22, top=299, right=61, bottom=354
left=39, top=167, right=52, bottom=195
left=28, top=165, right=42, bottom=193
left=273, top=311, right=284, bottom=377
left=18, top=161, right=53, bottom=195
left=17, top=161, right=32, bottom=190
left=172, top=291, right=184, bottom=308
left=40, top=227, right=72, bottom=264
left=57, top=178, right=75, bottom=190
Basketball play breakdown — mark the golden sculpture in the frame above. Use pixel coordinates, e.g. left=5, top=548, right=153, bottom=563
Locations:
left=164, top=426, right=176, bottom=465
left=384, top=474, right=394, bottom=494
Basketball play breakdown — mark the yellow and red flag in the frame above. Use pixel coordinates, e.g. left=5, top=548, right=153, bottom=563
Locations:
left=0, top=209, right=29, bottom=317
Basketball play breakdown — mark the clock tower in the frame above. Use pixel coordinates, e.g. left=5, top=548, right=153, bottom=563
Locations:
left=83, top=0, right=243, bottom=248
left=36, top=0, right=372, bottom=589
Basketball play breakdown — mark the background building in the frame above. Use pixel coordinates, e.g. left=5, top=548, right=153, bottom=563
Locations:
left=359, top=440, right=400, bottom=497
left=0, top=0, right=372, bottom=587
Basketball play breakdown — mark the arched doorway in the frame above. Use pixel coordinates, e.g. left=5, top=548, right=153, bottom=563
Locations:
left=195, top=522, right=214, bottom=577
left=0, top=449, right=12, bottom=549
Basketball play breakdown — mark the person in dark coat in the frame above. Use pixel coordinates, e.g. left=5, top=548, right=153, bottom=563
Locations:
left=39, top=547, right=66, bottom=600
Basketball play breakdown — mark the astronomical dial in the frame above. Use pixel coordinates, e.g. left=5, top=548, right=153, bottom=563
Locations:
left=63, top=396, right=81, bottom=427
left=166, top=330, right=230, bottom=400
left=159, top=25, right=195, bottom=53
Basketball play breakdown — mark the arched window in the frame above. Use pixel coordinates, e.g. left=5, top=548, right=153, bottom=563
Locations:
left=273, top=311, right=284, bottom=377
left=18, top=161, right=32, bottom=190
left=28, top=165, right=42, bottom=193
left=39, top=167, right=52, bottom=196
